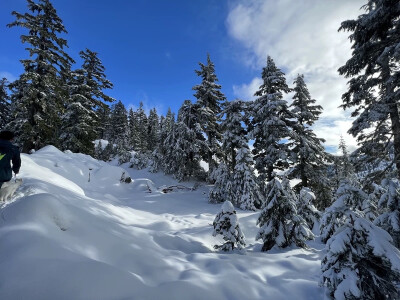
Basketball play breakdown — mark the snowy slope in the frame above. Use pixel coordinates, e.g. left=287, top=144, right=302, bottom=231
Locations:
left=0, top=146, right=324, bottom=300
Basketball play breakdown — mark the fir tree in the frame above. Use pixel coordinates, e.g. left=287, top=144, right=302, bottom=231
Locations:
left=110, top=101, right=129, bottom=152
left=209, top=163, right=233, bottom=204
left=362, top=183, right=381, bottom=222
left=250, top=56, right=292, bottom=187
left=339, top=1, right=400, bottom=180
left=0, top=78, right=10, bottom=129
left=288, top=74, right=331, bottom=190
left=60, top=69, right=98, bottom=155
left=233, top=143, right=263, bottom=210
left=220, top=100, right=246, bottom=172
left=321, top=214, right=400, bottom=300
left=213, top=201, right=246, bottom=252
left=298, top=187, right=321, bottom=231
left=338, top=136, right=355, bottom=182
left=147, top=108, right=160, bottom=152
left=135, top=102, right=148, bottom=152
left=375, top=178, right=400, bottom=248
left=161, top=109, right=177, bottom=174
left=320, top=179, right=368, bottom=243
left=7, top=0, right=75, bottom=152
left=77, top=48, right=115, bottom=137
left=97, top=104, right=111, bottom=140
left=172, top=100, right=206, bottom=181
left=128, top=108, right=139, bottom=150
left=256, top=177, right=313, bottom=251
left=193, top=54, right=225, bottom=180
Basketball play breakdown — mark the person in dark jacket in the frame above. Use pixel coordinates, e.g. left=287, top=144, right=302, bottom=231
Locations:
left=0, top=131, right=21, bottom=189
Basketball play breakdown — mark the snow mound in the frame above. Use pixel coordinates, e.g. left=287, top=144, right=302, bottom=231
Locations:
left=0, top=146, right=325, bottom=300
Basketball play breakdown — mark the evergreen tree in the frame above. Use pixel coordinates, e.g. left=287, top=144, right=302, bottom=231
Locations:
left=171, top=100, right=207, bottom=181
left=161, top=109, right=176, bottom=174
left=321, top=214, right=400, bottom=300
left=128, top=108, right=139, bottom=150
left=213, top=201, right=246, bottom=252
left=209, top=163, right=233, bottom=204
left=147, top=108, right=160, bottom=152
left=281, top=175, right=298, bottom=202
left=363, top=183, right=382, bottom=222
left=250, top=56, right=292, bottom=187
left=298, top=187, right=321, bottom=231
left=256, top=177, right=313, bottom=251
left=97, top=104, right=111, bottom=140
left=110, top=101, right=129, bottom=153
left=135, top=102, right=148, bottom=152
left=60, top=69, right=98, bottom=155
left=375, top=178, right=400, bottom=248
left=7, top=0, right=75, bottom=152
left=338, top=136, right=355, bottom=182
left=320, top=179, right=368, bottom=243
left=0, top=78, right=10, bottom=129
left=221, top=100, right=246, bottom=172
left=233, top=138, right=263, bottom=210
left=288, top=74, right=330, bottom=190
left=339, top=1, right=400, bottom=180
left=77, top=48, right=115, bottom=138
left=193, top=54, right=225, bottom=180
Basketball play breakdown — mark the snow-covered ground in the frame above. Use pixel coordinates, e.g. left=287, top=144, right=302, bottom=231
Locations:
left=0, top=146, right=324, bottom=300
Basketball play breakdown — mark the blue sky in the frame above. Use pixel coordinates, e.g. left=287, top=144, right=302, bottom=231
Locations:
left=0, top=0, right=365, bottom=152
left=0, top=0, right=253, bottom=114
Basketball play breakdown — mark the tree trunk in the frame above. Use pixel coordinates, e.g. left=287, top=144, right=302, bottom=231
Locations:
left=267, top=165, right=274, bottom=182
left=300, top=155, right=308, bottom=187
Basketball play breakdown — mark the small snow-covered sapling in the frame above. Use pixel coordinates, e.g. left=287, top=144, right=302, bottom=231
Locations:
left=212, top=201, right=246, bottom=252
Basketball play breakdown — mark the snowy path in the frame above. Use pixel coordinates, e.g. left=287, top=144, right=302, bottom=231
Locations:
left=0, top=146, right=324, bottom=300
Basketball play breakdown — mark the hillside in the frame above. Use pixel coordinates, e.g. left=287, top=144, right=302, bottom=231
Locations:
left=0, top=146, right=324, bottom=300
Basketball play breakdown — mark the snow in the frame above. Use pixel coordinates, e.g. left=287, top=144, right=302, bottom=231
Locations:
left=0, top=146, right=325, bottom=299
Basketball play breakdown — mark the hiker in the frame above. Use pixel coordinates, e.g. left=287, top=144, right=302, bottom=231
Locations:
left=0, top=131, right=21, bottom=189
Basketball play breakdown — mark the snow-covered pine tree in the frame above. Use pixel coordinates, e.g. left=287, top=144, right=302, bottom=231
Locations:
left=171, top=100, right=206, bottom=181
left=339, top=1, right=400, bottom=181
left=338, top=136, right=355, bottom=182
left=320, top=179, right=368, bottom=243
left=97, top=105, right=111, bottom=141
left=128, top=108, right=139, bottom=150
left=288, top=74, right=331, bottom=191
left=362, top=183, right=381, bottom=222
left=78, top=48, right=115, bottom=137
left=60, top=68, right=98, bottom=155
left=250, top=56, right=293, bottom=189
left=375, top=178, right=400, bottom=248
left=0, top=78, right=10, bottom=129
left=209, top=163, right=233, bottom=204
left=220, top=100, right=246, bottom=172
left=213, top=200, right=246, bottom=252
left=155, top=108, right=175, bottom=173
left=135, top=102, right=148, bottom=152
left=233, top=140, right=263, bottom=210
left=109, top=101, right=129, bottom=160
left=7, top=0, right=75, bottom=152
left=147, top=108, right=160, bottom=152
left=298, top=187, right=321, bottom=231
left=321, top=213, right=400, bottom=300
left=193, top=54, right=225, bottom=181
left=256, top=176, right=313, bottom=251
left=161, top=110, right=177, bottom=175
left=281, top=175, right=298, bottom=202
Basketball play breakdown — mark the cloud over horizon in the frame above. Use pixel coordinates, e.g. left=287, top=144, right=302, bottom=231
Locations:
left=226, top=0, right=365, bottom=153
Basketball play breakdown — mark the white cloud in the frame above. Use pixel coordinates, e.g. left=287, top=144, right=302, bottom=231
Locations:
left=0, top=71, right=17, bottom=82
left=227, top=0, right=365, bottom=152
left=232, top=77, right=262, bottom=100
